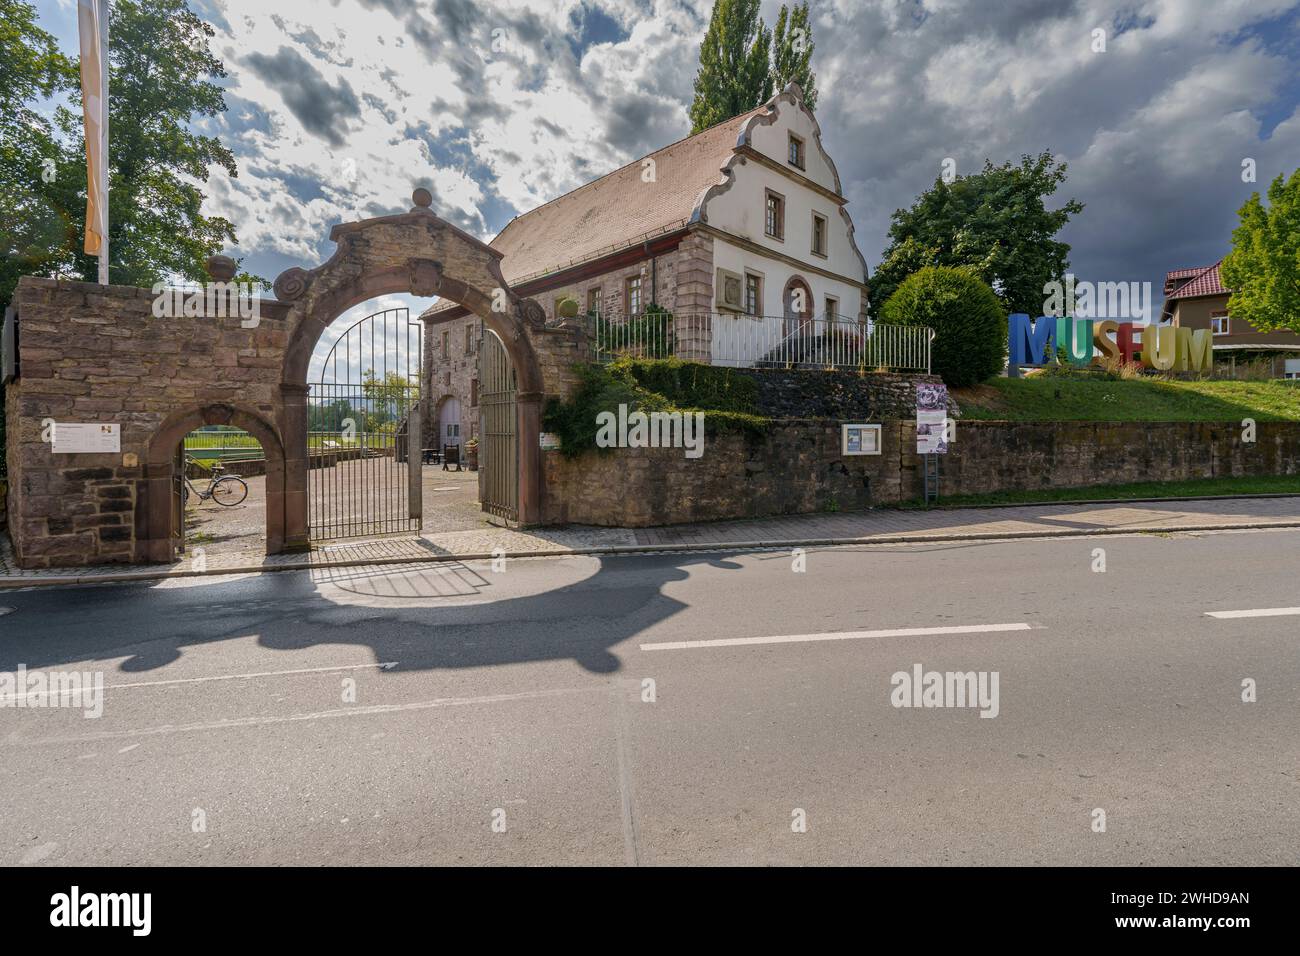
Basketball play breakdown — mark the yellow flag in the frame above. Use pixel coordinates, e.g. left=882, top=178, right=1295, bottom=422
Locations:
left=78, top=0, right=109, bottom=273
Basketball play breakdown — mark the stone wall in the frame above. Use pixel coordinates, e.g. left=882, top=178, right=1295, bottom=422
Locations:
left=421, top=315, right=480, bottom=449
left=5, top=277, right=290, bottom=567
left=528, top=250, right=680, bottom=323
left=935, top=421, right=1300, bottom=496
left=541, top=419, right=1300, bottom=527
left=737, top=368, right=953, bottom=420
left=541, top=420, right=898, bottom=526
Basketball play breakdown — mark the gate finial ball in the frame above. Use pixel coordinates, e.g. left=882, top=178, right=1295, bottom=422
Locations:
left=412, top=187, right=433, bottom=209
left=206, top=255, right=237, bottom=282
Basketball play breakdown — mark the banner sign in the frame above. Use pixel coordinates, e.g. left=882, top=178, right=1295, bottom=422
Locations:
left=916, top=383, right=948, bottom=454
left=1008, top=314, right=1212, bottom=373
left=52, top=423, right=120, bottom=454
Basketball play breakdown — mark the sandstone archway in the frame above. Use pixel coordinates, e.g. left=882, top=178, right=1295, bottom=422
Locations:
left=272, top=190, right=547, bottom=549
left=140, top=404, right=286, bottom=562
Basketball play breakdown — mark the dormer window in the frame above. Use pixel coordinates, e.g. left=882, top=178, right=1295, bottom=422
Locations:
left=788, top=134, right=805, bottom=170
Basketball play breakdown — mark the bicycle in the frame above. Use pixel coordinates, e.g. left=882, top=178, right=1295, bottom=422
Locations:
left=183, top=456, right=249, bottom=507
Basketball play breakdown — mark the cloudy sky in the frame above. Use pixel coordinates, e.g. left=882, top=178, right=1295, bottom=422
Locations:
left=37, top=0, right=1300, bottom=323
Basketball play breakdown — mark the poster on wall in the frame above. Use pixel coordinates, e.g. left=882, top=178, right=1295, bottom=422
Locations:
left=915, top=383, right=949, bottom=455
left=841, top=423, right=881, bottom=456
left=52, top=423, right=120, bottom=454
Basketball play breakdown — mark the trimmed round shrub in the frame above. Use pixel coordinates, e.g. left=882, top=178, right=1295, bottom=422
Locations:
left=877, top=266, right=1007, bottom=387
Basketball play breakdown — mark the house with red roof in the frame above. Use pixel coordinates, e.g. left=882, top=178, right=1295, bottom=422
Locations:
left=419, top=83, right=871, bottom=451
left=1161, top=259, right=1300, bottom=378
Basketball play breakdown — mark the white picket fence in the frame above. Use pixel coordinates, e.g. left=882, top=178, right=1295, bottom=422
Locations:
left=589, top=312, right=933, bottom=373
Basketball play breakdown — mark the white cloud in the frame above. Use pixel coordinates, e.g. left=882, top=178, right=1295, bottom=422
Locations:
left=184, top=0, right=1300, bottom=313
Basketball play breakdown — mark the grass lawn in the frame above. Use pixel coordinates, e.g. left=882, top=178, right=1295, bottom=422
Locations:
left=953, top=377, right=1300, bottom=422
left=898, top=474, right=1300, bottom=509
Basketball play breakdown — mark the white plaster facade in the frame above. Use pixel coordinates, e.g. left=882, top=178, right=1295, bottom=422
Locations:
left=692, top=85, right=869, bottom=366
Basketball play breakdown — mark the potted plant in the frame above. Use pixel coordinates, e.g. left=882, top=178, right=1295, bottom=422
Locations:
left=465, top=436, right=479, bottom=471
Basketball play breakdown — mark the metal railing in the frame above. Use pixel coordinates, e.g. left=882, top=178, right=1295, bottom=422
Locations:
left=183, top=428, right=263, bottom=460
left=589, top=312, right=933, bottom=373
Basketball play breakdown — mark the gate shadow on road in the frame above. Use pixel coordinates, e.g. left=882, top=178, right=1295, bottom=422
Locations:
left=0, top=552, right=748, bottom=677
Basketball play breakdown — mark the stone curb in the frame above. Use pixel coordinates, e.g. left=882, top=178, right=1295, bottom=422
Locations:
left=2, top=519, right=1298, bottom=589
left=906, top=492, right=1300, bottom=510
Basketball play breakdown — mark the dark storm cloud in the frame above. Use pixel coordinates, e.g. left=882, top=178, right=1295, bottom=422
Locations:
left=807, top=0, right=1300, bottom=296
left=244, top=45, right=362, bottom=147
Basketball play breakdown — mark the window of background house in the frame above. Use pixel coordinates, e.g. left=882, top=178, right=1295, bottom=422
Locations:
left=464, top=325, right=473, bottom=352
left=765, top=190, right=784, bottom=240
left=626, top=275, right=643, bottom=316
left=825, top=296, right=838, bottom=325
left=1210, top=311, right=1230, bottom=335
left=471, top=378, right=479, bottom=406
left=444, top=371, right=451, bottom=388
left=441, top=330, right=449, bottom=353
left=788, top=134, right=805, bottom=170
left=812, top=214, right=827, bottom=256
left=745, top=273, right=762, bottom=316
left=587, top=287, right=602, bottom=316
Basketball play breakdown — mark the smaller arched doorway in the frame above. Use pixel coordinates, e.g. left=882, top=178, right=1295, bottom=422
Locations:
left=140, top=405, right=286, bottom=562
left=783, top=276, right=814, bottom=338
left=437, top=396, right=463, bottom=453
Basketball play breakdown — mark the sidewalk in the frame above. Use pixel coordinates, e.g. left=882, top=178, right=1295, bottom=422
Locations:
left=2, top=495, right=1299, bottom=587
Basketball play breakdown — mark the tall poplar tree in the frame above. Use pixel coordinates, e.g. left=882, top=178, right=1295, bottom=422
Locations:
left=687, top=0, right=772, bottom=133
left=771, top=2, right=817, bottom=109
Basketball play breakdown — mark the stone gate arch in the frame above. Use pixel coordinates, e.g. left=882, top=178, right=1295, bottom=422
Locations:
left=272, top=189, right=546, bottom=549
left=140, top=403, right=286, bottom=562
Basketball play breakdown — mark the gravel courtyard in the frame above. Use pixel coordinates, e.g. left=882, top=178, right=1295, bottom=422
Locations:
left=184, top=461, right=485, bottom=556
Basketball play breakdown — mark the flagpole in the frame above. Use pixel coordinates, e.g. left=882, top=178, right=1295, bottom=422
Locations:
left=97, top=0, right=109, bottom=285
left=78, top=0, right=110, bottom=285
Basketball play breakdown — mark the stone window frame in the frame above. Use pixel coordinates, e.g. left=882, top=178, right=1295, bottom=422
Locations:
left=744, top=270, right=764, bottom=318
left=825, top=295, right=838, bottom=325
left=625, top=274, right=643, bottom=317
left=788, top=133, right=805, bottom=170
left=587, top=286, right=602, bottom=317
left=765, top=189, right=785, bottom=241
left=811, top=211, right=828, bottom=258
left=441, top=329, right=450, bottom=353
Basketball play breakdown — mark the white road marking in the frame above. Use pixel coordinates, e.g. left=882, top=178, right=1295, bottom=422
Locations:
left=4, top=686, right=591, bottom=747
left=639, top=622, right=1034, bottom=651
left=100, top=660, right=399, bottom=691
left=1205, top=607, right=1300, bottom=619
left=0, top=660, right=400, bottom=704
left=0, top=607, right=14, bottom=616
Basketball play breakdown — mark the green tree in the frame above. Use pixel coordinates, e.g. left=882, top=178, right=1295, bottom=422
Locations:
left=1221, top=169, right=1300, bottom=334
left=687, top=0, right=772, bottom=133
left=0, top=0, right=78, bottom=311
left=878, top=266, right=1007, bottom=388
left=870, top=152, right=1084, bottom=319
left=0, top=0, right=257, bottom=310
left=771, top=2, right=817, bottom=109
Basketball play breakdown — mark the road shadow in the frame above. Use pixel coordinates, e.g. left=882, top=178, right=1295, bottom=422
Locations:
left=0, top=552, right=746, bottom=677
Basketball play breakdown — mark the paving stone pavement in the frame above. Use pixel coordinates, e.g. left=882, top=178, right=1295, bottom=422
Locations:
left=1, top=495, right=1298, bottom=586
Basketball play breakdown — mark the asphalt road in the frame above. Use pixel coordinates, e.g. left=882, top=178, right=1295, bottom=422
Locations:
left=0, top=527, right=1296, bottom=866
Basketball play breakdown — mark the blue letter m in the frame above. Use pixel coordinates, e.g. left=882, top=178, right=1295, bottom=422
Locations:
left=1008, top=314, right=1057, bottom=366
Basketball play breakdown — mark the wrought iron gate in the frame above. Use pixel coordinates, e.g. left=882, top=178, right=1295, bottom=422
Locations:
left=479, top=327, right=518, bottom=522
left=308, top=307, right=422, bottom=541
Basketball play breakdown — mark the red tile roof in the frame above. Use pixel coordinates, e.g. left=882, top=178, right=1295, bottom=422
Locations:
left=487, top=107, right=764, bottom=286
left=1165, top=260, right=1230, bottom=300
